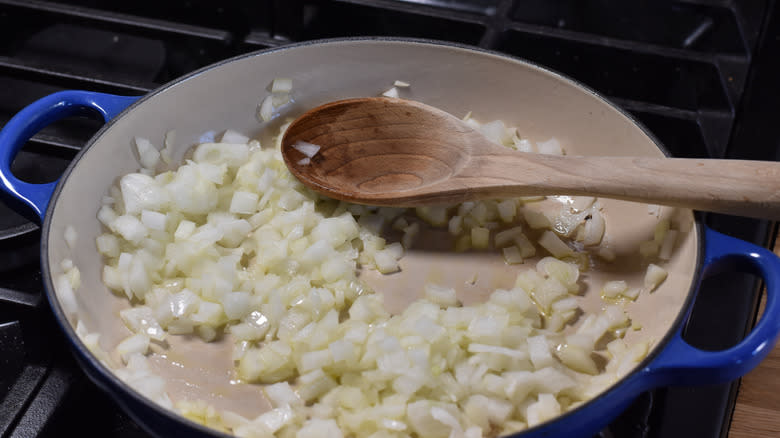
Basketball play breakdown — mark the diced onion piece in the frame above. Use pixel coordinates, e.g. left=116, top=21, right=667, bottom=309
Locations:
left=112, top=215, right=148, bottom=244
left=253, top=405, right=295, bottom=434
left=116, top=333, right=150, bottom=363
left=526, top=394, right=561, bottom=427
left=497, top=200, right=516, bottom=223
left=494, top=226, right=522, bottom=247
left=141, top=210, right=166, bottom=231
left=623, top=287, right=641, bottom=300
left=643, top=264, right=668, bottom=292
left=402, top=222, right=420, bottom=248
left=264, top=381, right=302, bottom=408
left=55, top=273, right=78, bottom=318
left=425, top=284, right=458, bottom=307
left=415, top=206, right=448, bottom=227
left=393, top=80, right=410, bottom=87
left=174, top=220, right=196, bottom=240
left=373, top=249, right=400, bottom=274
left=60, top=258, right=74, bottom=272
left=220, top=129, right=250, bottom=144
left=270, top=77, right=293, bottom=93
left=654, top=219, right=670, bottom=243
left=135, top=137, right=161, bottom=170
left=598, top=247, right=616, bottom=261
left=382, top=87, right=399, bottom=98
left=297, top=419, right=343, bottom=438
left=120, top=173, right=169, bottom=215
left=552, top=296, right=578, bottom=313
left=602, top=280, right=628, bottom=299
left=527, top=335, right=555, bottom=369
left=538, top=230, right=574, bottom=257
left=513, top=137, right=534, bottom=152
left=514, top=233, right=537, bottom=259
left=583, top=210, right=605, bottom=246
left=161, top=130, right=175, bottom=164
left=258, top=95, right=275, bottom=121
left=64, top=225, right=77, bottom=249
left=556, top=343, right=598, bottom=375
left=502, top=246, right=523, bottom=264
left=448, top=215, right=463, bottom=235
left=536, top=138, right=563, bottom=155
left=480, top=120, right=508, bottom=145
left=292, top=141, right=321, bottom=159
left=120, top=306, right=166, bottom=341
left=659, top=229, right=679, bottom=261
left=192, top=142, right=249, bottom=168
left=523, top=209, right=551, bottom=229
left=229, top=191, right=259, bottom=215
left=471, top=227, right=490, bottom=249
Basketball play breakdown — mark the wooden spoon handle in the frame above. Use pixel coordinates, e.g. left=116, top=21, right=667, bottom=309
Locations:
left=462, top=152, right=780, bottom=219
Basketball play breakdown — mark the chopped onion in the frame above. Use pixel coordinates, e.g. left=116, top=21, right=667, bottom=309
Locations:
left=502, top=246, right=523, bottom=264
left=270, top=77, right=293, bottom=93
left=219, top=129, right=250, bottom=144
left=538, top=230, right=574, bottom=257
left=536, top=138, right=563, bottom=155
left=424, top=284, right=458, bottom=307
left=292, top=141, right=321, bottom=158
left=393, top=80, right=410, bottom=87
left=602, top=280, right=628, bottom=299
left=141, top=210, right=166, bottom=231
left=92, top=104, right=665, bottom=437
left=470, top=227, right=490, bottom=249
left=258, top=95, right=275, bottom=122
left=116, top=333, right=150, bottom=363
left=134, top=137, right=161, bottom=170
left=382, top=87, right=399, bottom=98
left=64, top=225, right=77, bottom=249
left=659, top=229, right=679, bottom=261
left=643, top=264, right=668, bottom=292
left=161, top=130, right=175, bottom=164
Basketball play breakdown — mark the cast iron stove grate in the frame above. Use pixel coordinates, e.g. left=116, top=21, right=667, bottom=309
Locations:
left=0, top=1, right=776, bottom=437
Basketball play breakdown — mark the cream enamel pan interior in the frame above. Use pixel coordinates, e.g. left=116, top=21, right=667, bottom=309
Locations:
left=42, top=40, right=699, bottom=434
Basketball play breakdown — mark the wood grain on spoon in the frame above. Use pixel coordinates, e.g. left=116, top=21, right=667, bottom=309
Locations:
left=281, top=97, right=780, bottom=219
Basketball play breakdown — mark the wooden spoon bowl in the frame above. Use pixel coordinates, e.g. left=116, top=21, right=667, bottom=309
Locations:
left=282, top=97, right=476, bottom=198
left=282, top=97, right=780, bottom=219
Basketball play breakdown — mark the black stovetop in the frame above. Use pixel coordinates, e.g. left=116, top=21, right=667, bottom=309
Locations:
left=1, top=1, right=778, bottom=437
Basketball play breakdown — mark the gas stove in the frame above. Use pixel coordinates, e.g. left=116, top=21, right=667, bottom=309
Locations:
left=0, top=1, right=777, bottom=437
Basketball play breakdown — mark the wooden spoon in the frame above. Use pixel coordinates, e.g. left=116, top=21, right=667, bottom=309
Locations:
left=281, top=97, right=780, bottom=219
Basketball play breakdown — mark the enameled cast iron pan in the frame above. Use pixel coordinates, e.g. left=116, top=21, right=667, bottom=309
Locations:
left=1, top=39, right=779, bottom=438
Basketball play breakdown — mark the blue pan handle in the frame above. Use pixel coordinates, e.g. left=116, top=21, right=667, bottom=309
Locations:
left=0, top=90, right=139, bottom=221
left=645, top=227, right=780, bottom=385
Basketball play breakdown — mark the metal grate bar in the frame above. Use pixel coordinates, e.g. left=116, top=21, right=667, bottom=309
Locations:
left=242, top=31, right=289, bottom=50
left=0, top=288, right=41, bottom=308
left=331, top=0, right=489, bottom=25
left=0, top=0, right=233, bottom=45
left=506, top=21, right=748, bottom=65
left=0, top=56, right=154, bottom=95
left=0, top=365, right=47, bottom=438
left=8, top=367, right=73, bottom=438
